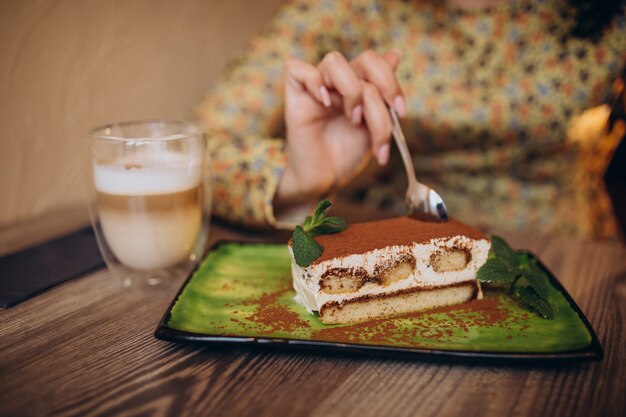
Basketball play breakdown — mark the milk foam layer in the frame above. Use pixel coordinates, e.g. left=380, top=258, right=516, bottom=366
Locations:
left=291, top=236, right=490, bottom=312
left=94, top=152, right=201, bottom=195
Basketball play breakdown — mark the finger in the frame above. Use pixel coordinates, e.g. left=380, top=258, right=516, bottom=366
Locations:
left=382, top=49, right=403, bottom=71
left=351, top=49, right=406, bottom=117
left=317, top=51, right=363, bottom=121
left=284, top=57, right=331, bottom=107
left=361, top=81, right=393, bottom=165
left=321, top=90, right=364, bottom=125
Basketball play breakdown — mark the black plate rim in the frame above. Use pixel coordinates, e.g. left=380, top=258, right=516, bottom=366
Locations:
left=154, top=240, right=604, bottom=364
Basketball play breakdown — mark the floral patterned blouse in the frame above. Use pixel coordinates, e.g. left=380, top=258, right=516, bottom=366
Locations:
left=197, top=0, right=626, bottom=238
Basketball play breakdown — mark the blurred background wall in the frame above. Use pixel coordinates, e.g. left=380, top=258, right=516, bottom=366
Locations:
left=0, top=0, right=284, bottom=227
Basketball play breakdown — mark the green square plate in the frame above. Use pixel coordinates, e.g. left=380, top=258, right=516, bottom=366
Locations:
left=155, top=241, right=602, bottom=363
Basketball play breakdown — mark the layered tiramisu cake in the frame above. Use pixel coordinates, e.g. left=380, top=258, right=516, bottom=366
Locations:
left=289, top=217, right=491, bottom=324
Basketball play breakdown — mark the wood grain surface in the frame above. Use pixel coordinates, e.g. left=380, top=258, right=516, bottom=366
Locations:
left=1, top=208, right=625, bottom=417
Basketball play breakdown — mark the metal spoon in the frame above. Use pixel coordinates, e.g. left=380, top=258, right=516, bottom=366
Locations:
left=389, top=107, right=449, bottom=222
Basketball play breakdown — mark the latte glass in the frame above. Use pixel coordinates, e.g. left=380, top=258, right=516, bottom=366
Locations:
left=88, top=120, right=210, bottom=288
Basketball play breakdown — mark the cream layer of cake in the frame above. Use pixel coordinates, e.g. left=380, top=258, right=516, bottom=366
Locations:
left=289, top=217, right=491, bottom=323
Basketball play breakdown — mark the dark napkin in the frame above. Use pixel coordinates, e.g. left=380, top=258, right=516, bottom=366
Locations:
left=0, top=226, right=105, bottom=308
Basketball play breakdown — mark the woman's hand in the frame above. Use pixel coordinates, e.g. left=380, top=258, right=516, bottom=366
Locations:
left=275, top=50, right=405, bottom=212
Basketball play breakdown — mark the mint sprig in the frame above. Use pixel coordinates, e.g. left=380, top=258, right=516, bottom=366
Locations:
left=477, top=235, right=555, bottom=319
left=292, top=200, right=347, bottom=267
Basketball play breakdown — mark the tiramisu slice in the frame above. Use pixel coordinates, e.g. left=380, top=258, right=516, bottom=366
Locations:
left=289, top=217, right=491, bottom=324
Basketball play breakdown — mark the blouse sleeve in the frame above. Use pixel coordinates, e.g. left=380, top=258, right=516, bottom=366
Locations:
left=196, top=0, right=352, bottom=228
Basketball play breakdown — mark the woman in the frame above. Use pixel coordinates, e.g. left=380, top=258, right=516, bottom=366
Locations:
left=197, top=0, right=626, bottom=238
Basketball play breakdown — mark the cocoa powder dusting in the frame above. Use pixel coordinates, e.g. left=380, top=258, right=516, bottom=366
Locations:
left=242, top=285, right=310, bottom=333
left=312, top=217, right=487, bottom=264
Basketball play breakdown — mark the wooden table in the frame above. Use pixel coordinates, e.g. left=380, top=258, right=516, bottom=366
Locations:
left=1, top=207, right=625, bottom=417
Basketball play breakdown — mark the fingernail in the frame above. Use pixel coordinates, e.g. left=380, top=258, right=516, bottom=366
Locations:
left=394, top=95, right=406, bottom=118
left=351, top=105, right=363, bottom=125
left=320, top=86, right=331, bottom=107
left=376, top=143, right=390, bottom=165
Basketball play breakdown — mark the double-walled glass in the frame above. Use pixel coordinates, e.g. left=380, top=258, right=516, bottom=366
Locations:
left=88, top=120, right=210, bottom=288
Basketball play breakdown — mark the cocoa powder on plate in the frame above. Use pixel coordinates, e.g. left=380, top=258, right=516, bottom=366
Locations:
left=237, top=284, right=513, bottom=345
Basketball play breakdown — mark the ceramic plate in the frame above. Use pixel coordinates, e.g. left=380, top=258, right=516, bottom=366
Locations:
left=155, top=242, right=602, bottom=363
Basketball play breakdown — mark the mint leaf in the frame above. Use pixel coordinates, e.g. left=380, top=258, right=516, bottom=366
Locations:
left=491, top=235, right=519, bottom=266
left=476, top=258, right=519, bottom=285
left=310, top=216, right=347, bottom=236
left=292, top=226, right=324, bottom=267
left=477, top=235, right=555, bottom=319
left=303, top=200, right=334, bottom=233
left=302, top=215, right=315, bottom=232
left=291, top=200, right=348, bottom=267
left=313, top=200, right=332, bottom=222
left=520, top=261, right=549, bottom=299
left=514, top=285, right=554, bottom=319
